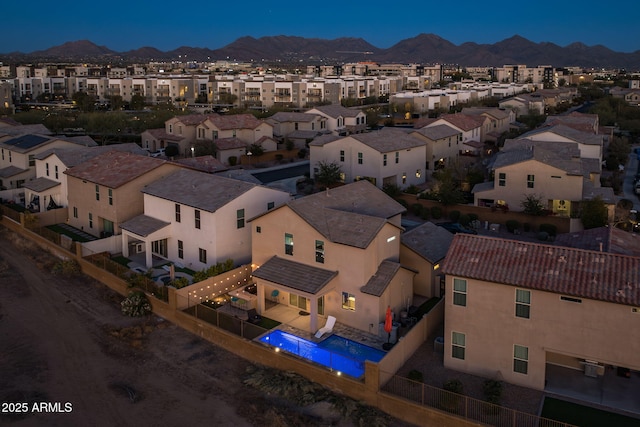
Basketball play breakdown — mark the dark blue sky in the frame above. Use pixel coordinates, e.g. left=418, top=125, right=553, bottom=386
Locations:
left=3, top=1, right=638, bottom=54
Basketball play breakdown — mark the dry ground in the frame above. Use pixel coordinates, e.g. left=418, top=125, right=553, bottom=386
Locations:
left=0, top=226, right=413, bottom=427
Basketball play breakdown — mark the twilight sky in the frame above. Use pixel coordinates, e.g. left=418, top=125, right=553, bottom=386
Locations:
left=3, top=1, right=638, bottom=54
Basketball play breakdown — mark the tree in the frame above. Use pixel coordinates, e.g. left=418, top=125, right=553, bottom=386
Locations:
left=130, top=94, right=146, bottom=110
left=315, top=160, right=342, bottom=188
left=520, top=193, right=547, bottom=216
left=581, top=196, right=608, bottom=229
left=72, top=91, right=96, bottom=112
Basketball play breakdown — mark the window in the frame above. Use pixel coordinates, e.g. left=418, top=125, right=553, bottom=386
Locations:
left=88, top=213, right=93, bottom=228
left=46, top=163, right=50, bottom=176
left=28, top=155, right=35, bottom=167
left=267, top=201, right=274, bottom=210
left=55, top=165, right=59, bottom=179
left=95, top=184, right=100, bottom=201
left=178, top=240, right=184, bottom=259
left=315, top=240, right=324, bottom=263
left=213, top=130, right=218, bottom=140
left=256, top=226, right=261, bottom=233
left=515, top=289, right=531, bottom=318
left=340, top=150, right=345, bottom=162
left=294, top=122, right=299, bottom=130
left=199, top=248, right=207, bottom=264
left=73, top=206, right=78, bottom=218
left=195, top=209, right=201, bottom=229
left=513, top=345, right=528, bottom=374
left=452, top=332, right=466, bottom=360
left=285, top=233, right=293, bottom=255
left=108, top=189, right=113, bottom=206
left=175, top=204, right=181, bottom=222
left=342, top=292, right=355, bottom=311
left=453, top=278, right=467, bottom=306
left=395, top=151, right=399, bottom=164
left=527, top=174, right=535, bottom=189
left=560, top=295, right=582, bottom=303
left=357, top=152, right=363, bottom=164
left=402, top=172, right=407, bottom=184
left=236, top=208, right=245, bottom=229
left=383, top=154, right=387, bottom=166
left=498, top=173, right=506, bottom=187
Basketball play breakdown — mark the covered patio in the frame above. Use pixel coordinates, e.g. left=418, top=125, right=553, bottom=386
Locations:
left=119, top=214, right=171, bottom=270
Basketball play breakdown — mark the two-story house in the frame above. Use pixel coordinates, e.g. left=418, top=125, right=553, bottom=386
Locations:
left=309, top=127, right=426, bottom=189
left=0, top=133, right=96, bottom=191
left=410, top=124, right=463, bottom=173
left=441, top=234, right=640, bottom=392
left=266, top=111, right=327, bottom=148
left=65, top=151, right=181, bottom=238
left=250, top=180, right=413, bottom=334
left=24, top=143, right=147, bottom=213
left=120, top=168, right=292, bottom=270
left=460, top=107, right=516, bottom=142
left=305, top=105, right=366, bottom=136
left=519, top=124, right=604, bottom=161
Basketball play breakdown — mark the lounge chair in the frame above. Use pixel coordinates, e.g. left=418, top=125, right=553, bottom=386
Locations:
left=315, top=315, right=336, bottom=338
left=247, top=308, right=262, bottom=324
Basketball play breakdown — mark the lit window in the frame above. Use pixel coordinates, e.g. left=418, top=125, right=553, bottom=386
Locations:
left=452, top=332, right=465, bottom=360
left=515, top=289, right=531, bottom=318
left=342, top=292, right=355, bottom=311
left=285, top=233, right=293, bottom=255
left=514, top=345, right=528, bottom=374
left=453, top=278, right=467, bottom=306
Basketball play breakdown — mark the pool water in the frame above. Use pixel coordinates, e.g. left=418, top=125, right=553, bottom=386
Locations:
left=258, top=330, right=386, bottom=378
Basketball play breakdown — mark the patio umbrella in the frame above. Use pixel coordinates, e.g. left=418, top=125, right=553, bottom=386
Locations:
left=384, top=306, right=393, bottom=344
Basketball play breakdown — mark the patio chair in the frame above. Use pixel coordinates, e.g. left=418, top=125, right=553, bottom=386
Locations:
left=246, top=308, right=262, bottom=324
left=314, top=315, right=336, bottom=338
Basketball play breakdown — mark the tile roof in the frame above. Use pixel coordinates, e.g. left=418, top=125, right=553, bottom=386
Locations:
left=0, top=124, right=52, bottom=136
left=461, top=107, right=511, bottom=120
left=360, top=260, right=401, bottom=297
left=401, top=221, right=454, bottom=263
left=144, top=128, right=184, bottom=142
left=207, top=114, right=264, bottom=130
left=142, top=168, right=257, bottom=212
left=411, top=124, right=460, bottom=140
left=522, top=125, right=603, bottom=146
left=492, top=144, right=583, bottom=175
left=347, top=128, right=425, bottom=153
left=215, top=137, right=247, bottom=151
left=283, top=181, right=404, bottom=248
left=554, top=226, right=640, bottom=257
left=252, top=256, right=338, bottom=295
left=173, top=155, right=228, bottom=173
left=582, top=180, right=616, bottom=204
left=308, top=134, right=342, bottom=147
left=309, top=104, right=361, bottom=118
left=0, top=165, right=27, bottom=178
left=36, top=143, right=148, bottom=167
left=23, top=177, right=60, bottom=192
left=441, top=234, right=640, bottom=307
left=269, top=112, right=318, bottom=123
left=65, top=151, right=168, bottom=188
left=438, top=114, right=485, bottom=131
left=119, top=214, right=171, bottom=237
left=172, top=113, right=219, bottom=126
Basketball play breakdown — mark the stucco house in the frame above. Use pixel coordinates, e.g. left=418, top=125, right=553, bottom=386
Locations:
left=519, top=124, right=604, bottom=161
left=65, top=151, right=181, bottom=238
left=162, top=113, right=218, bottom=156
left=413, top=113, right=486, bottom=145
left=24, top=143, right=147, bottom=213
left=400, top=222, right=454, bottom=299
left=460, top=107, right=516, bottom=142
left=119, top=168, right=292, bottom=270
left=409, top=124, right=462, bottom=173
left=0, top=134, right=96, bottom=191
left=441, top=234, right=640, bottom=391
left=305, top=105, right=366, bottom=135
left=250, top=180, right=414, bottom=335
left=266, top=111, right=327, bottom=149
left=472, top=139, right=614, bottom=216
left=309, top=127, right=426, bottom=189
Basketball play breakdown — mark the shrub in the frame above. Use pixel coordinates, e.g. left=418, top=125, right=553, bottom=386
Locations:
left=441, top=379, right=463, bottom=412
left=121, top=291, right=152, bottom=317
left=539, top=223, right=557, bottom=236
left=430, top=206, right=442, bottom=219
left=170, top=277, right=189, bottom=289
left=285, top=139, right=295, bottom=151
left=411, top=203, right=424, bottom=216
left=420, top=209, right=431, bottom=220
left=482, top=379, right=503, bottom=405
left=228, top=156, right=237, bottom=166
left=443, top=379, right=463, bottom=394
left=52, top=259, right=81, bottom=277
left=405, top=184, right=421, bottom=195
left=459, top=214, right=470, bottom=226
left=506, top=219, right=520, bottom=233
left=468, top=213, right=479, bottom=222
left=407, top=369, right=424, bottom=382
left=297, top=148, right=307, bottom=159
left=396, top=198, right=409, bottom=209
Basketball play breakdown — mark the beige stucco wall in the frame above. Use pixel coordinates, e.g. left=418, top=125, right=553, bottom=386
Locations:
left=444, top=276, right=640, bottom=390
left=67, top=163, right=181, bottom=237
left=399, top=244, right=439, bottom=298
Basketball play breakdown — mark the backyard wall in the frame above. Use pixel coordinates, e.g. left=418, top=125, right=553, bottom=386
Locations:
left=81, top=234, right=122, bottom=257
left=174, top=264, right=253, bottom=310
left=34, top=207, right=68, bottom=226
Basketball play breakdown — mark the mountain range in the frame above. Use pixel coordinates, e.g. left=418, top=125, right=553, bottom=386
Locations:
left=2, top=34, right=640, bottom=69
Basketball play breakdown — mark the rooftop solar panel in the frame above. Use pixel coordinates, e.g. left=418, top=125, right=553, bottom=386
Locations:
left=4, top=135, right=50, bottom=149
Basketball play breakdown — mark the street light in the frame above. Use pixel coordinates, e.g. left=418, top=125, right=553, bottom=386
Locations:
left=191, top=147, right=195, bottom=158
left=246, top=151, right=252, bottom=165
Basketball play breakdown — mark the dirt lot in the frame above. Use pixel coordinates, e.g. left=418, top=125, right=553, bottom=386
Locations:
left=0, top=226, right=410, bottom=427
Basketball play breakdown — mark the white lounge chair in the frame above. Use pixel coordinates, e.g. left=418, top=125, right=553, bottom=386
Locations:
left=315, top=315, right=336, bottom=338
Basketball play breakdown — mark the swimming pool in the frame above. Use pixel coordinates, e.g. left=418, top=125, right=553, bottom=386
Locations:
left=258, top=330, right=386, bottom=378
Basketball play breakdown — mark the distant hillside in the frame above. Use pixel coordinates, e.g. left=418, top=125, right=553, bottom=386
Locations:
left=2, top=34, right=640, bottom=69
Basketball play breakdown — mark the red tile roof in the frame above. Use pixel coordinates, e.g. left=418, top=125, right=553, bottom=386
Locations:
left=207, top=114, right=265, bottom=130
left=441, top=234, right=640, bottom=306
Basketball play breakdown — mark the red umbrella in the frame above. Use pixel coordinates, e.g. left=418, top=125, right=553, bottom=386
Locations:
left=384, top=306, right=393, bottom=344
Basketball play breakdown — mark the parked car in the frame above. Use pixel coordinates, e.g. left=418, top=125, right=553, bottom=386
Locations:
left=436, top=222, right=478, bottom=234
left=149, top=148, right=165, bottom=158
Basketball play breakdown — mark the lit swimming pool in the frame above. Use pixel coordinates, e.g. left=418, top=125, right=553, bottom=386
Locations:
left=258, top=329, right=386, bottom=378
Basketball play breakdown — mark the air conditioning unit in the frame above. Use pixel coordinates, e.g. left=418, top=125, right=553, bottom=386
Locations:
left=584, top=361, right=600, bottom=378
left=135, top=243, right=144, bottom=253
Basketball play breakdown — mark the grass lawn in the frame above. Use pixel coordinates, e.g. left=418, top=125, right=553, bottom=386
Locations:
left=541, top=397, right=640, bottom=427
left=46, top=224, right=91, bottom=242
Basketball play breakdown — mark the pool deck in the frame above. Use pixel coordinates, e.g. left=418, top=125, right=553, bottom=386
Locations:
left=262, top=302, right=389, bottom=352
